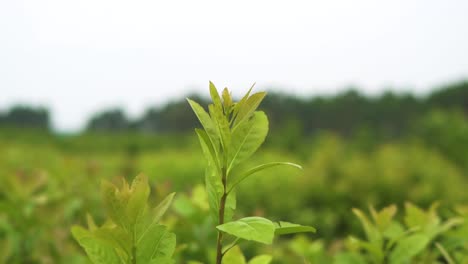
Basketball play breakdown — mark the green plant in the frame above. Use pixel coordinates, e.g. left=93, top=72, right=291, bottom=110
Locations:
left=187, top=82, right=315, bottom=264
left=71, top=175, right=176, bottom=263
left=344, top=202, right=463, bottom=264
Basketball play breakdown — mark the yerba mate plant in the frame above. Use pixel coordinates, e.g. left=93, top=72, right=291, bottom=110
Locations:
left=187, top=82, right=315, bottom=264
left=71, top=82, right=315, bottom=264
left=71, top=175, right=176, bottom=263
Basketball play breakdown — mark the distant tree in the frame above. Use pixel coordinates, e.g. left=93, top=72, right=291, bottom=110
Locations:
left=428, top=81, right=468, bottom=112
left=1, top=105, right=50, bottom=130
left=86, top=109, right=129, bottom=132
left=138, top=94, right=208, bottom=133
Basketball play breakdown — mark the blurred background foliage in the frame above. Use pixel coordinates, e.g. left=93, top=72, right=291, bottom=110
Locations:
left=1, top=81, right=468, bottom=263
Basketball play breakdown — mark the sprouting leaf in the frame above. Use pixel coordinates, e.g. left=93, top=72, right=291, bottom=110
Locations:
left=389, top=233, right=430, bottom=264
left=209, top=104, right=231, bottom=150
left=231, top=84, right=254, bottom=122
left=352, top=208, right=381, bottom=244
left=233, top=92, right=266, bottom=129
left=248, top=255, right=272, bottom=264
left=210, top=81, right=224, bottom=113
left=217, top=217, right=275, bottom=244
left=222, top=245, right=246, bottom=264
left=222, top=88, right=233, bottom=109
left=369, top=204, right=397, bottom=232
left=228, top=162, right=302, bottom=193
left=126, top=174, right=150, bottom=229
left=196, top=129, right=220, bottom=172
left=187, top=98, right=220, bottom=159
left=274, top=221, right=316, bottom=235
left=227, top=111, right=268, bottom=174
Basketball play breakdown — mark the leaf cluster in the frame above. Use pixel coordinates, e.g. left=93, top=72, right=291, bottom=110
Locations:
left=188, top=82, right=315, bottom=262
left=345, top=202, right=463, bottom=264
left=71, top=175, right=176, bottom=264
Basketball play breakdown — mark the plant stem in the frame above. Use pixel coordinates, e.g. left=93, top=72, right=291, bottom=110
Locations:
left=132, top=246, right=137, bottom=264
left=216, top=168, right=228, bottom=264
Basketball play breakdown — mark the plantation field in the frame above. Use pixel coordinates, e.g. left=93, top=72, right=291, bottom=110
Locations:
left=2, top=116, right=468, bottom=263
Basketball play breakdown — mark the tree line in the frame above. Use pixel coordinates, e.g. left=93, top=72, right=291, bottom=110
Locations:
left=1, top=81, right=467, bottom=138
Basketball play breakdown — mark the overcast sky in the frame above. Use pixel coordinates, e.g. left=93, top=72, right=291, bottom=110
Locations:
left=1, top=0, right=467, bottom=132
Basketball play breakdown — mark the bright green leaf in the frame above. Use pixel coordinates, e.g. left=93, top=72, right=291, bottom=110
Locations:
left=187, top=98, right=220, bottom=160
left=209, top=81, right=224, bottom=113
left=389, top=234, right=430, bottom=264
left=227, top=111, right=268, bottom=174
left=222, top=245, right=246, bottom=264
left=274, top=221, right=316, bottom=235
left=233, top=92, right=266, bottom=128
left=222, top=88, right=233, bottom=109
left=217, top=217, right=275, bottom=244
left=248, top=255, right=272, bottom=264
left=209, top=104, right=231, bottom=150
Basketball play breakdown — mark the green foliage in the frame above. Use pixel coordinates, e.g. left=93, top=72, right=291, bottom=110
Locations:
left=346, top=203, right=463, bottom=264
left=3, top=81, right=468, bottom=263
left=71, top=175, right=176, bottom=264
left=188, top=83, right=315, bottom=263
left=217, top=217, right=275, bottom=245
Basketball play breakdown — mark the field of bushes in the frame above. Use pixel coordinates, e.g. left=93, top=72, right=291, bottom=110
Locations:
left=2, top=83, right=468, bottom=263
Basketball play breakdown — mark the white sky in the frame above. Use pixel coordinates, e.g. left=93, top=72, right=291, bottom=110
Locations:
left=1, top=0, right=468, bottom=132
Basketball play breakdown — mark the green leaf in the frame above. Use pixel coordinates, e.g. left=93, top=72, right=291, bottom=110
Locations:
left=228, top=162, right=302, bottom=193
left=231, top=84, right=254, bottom=122
left=227, top=111, right=268, bottom=174
left=196, top=130, right=223, bottom=220
left=224, top=189, right=236, bottom=222
left=205, top=166, right=224, bottom=222
left=436, top=242, right=455, bottom=264
left=136, top=224, right=176, bottom=264
left=248, top=255, right=272, bottom=264
left=389, top=233, right=430, bottom=264
left=187, top=98, right=220, bottom=161
left=222, top=245, right=246, bottom=264
left=137, top=192, right=176, bottom=243
left=196, top=129, right=220, bottom=172
left=217, top=217, right=275, bottom=244
left=352, top=208, right=381, bottom=244
left=233, top=92, right=266, bottom=128
left=101, top=181, right=129, bottom=231
left=126, top=174, right=150, bottom=229
left=71, top=226, right=125, bottom=264
left=209, top=104, right=231, bottom=150
left=151, top=192, right=176, bottom=225
left=209, top=81, right=224, bottom=112
left=369, top=204, right=397, bottom=232
left=274, top=221, right=316, bottom=235
left=73, top=176, right=176, bottom=264
left=222, top=88, right=233, bottom=109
